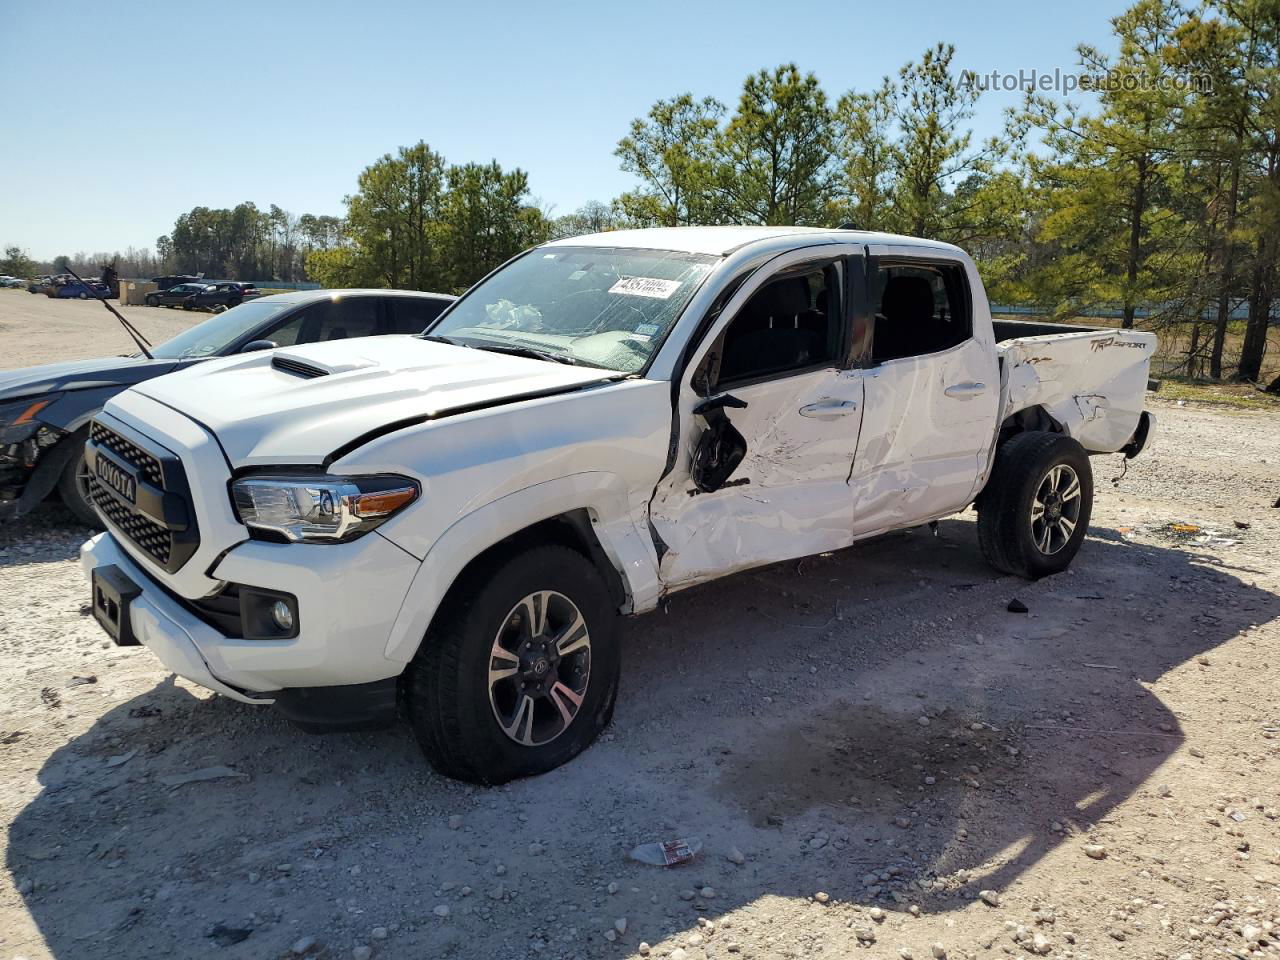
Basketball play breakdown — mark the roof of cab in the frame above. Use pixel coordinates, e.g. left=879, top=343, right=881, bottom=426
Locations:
left=544, top=225, right=964, bottom=257
left=253, top=287, right=458, bottom=305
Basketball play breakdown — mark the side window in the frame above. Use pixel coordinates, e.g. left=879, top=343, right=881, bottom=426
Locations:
left=871, top=261, right=971, bottom=362
left=262, top=311, right=307, bottom=347
left=292, top=298, right=381, bottom=345
left=387, top=296, right=450, bottom=334
left=713, top=265, right=841, bottom=386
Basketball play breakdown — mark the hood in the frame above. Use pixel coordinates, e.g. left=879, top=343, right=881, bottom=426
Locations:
left=0, top=356, right=179, bottom=402
left=127, top=335, right=623, bottom=466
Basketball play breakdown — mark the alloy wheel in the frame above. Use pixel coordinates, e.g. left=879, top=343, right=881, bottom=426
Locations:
left=1030, top=464, right=1082, bottom=555
left=488, top=590, right=591, bottom=747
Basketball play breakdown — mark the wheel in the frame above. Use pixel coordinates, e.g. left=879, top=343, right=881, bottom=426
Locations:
left=78, top=292, right=88, bottom=299
left=56, top=434, right=103, bottom=528
left=977, top=431, right=1093, bottom=579
left=146, top=296, right=158, bottom=307
left=405, top=544, right=620, bottom=784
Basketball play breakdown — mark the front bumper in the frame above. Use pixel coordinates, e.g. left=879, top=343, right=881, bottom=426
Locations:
left=80, top=529, right=421, bottom=698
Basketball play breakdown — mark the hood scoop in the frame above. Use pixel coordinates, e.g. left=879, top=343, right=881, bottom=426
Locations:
left=270, top=350, right=381, bottom=379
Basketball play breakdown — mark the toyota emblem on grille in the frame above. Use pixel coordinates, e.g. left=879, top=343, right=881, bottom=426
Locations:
left=95, top=455, right=137, bottom=504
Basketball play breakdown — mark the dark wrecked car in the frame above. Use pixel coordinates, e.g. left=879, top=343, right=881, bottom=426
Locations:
left=0, top=288, right=455, bottom=526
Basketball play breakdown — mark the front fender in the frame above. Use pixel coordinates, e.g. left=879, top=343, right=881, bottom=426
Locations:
left=381, top=471, right=661, bottom=664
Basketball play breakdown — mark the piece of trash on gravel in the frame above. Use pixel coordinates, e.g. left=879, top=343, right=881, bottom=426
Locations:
left=66, top=675, right=97, bottom=687
left=105, top=749, right=137, bottom=768
left=1167, top=522, right=1201, bottom=534
left=160, top=765, right=248, bottom=787
left=1007, top=599, right=1029, bottom=614
left=629, top=837, right=703, bottom=866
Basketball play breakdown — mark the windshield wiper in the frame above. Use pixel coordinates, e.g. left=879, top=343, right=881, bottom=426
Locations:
left=422, top=334, right=578, bottom=365
left=469, top=343, right=580, bottom=365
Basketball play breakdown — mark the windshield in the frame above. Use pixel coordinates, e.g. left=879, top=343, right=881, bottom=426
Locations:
left=426, top=246, right=718, bottom=373
left=150, top=299, right=294, bottom=359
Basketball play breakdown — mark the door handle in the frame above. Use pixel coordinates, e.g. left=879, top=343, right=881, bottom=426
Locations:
left=799, top=399, right=859, bottom=419
left=944, top=381, right=986, bottom=400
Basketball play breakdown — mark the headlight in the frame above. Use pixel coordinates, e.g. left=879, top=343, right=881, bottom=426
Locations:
left=0, top=394, right=61, bottom=445
left=231, top=474, right=419, bottom=543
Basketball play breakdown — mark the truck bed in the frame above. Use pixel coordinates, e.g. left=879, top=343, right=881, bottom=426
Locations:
left=995, top=322, right=1156, bottom=454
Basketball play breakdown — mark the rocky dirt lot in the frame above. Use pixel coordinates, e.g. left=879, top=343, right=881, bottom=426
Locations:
left=0, top=288, right=196, bottom=367
left=1, top=306, right=1278, bottom=960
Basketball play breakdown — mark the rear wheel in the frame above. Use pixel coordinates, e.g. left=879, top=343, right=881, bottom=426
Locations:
left=405, top=544, right=619, bottom=784
left=56, top=434, right=102, bottom=528
left=977, top=431, right=1092, bottom=579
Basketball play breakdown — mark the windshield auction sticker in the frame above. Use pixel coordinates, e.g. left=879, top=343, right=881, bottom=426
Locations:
left=609, top=277, right=682, bottom=299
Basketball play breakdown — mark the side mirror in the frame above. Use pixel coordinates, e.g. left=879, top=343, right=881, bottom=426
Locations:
left=240, top=339, right=277, bottom=353
left=690, top=392, right=748, bottom=493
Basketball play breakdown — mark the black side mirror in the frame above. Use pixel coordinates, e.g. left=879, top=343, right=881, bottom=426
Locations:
left=240, top=339, right=277, bottom=353
left=690, top=392, right=748, bottom=493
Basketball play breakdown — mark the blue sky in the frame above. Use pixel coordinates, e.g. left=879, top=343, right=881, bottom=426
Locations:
left=1, top=0, right=1126, bottom=259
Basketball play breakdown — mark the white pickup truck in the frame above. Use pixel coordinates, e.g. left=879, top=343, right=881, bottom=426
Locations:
left=80, top=226, right=1156, bottom=783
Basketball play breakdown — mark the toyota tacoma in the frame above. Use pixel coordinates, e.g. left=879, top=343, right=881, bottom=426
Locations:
left=79, top=226, right=1156, bottom=783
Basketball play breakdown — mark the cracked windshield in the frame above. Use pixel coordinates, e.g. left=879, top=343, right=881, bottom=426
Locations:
left=426, top=246, right=718, bottom=373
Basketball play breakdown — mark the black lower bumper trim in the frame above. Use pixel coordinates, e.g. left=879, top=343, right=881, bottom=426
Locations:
left=271, top=678, right=399, bottom=733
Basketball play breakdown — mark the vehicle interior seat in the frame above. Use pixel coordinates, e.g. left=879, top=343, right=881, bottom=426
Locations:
left=719, top=277, right=827, bottom=382
left=873, top=275, right=936, bottom=361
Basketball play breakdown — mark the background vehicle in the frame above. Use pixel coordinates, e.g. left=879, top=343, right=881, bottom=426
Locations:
left=27, top=277, right=50, bottom=293
left=187, top=281, right=261, bottom=311
left=149, top=275, right=203, bottom=291
left=46, top=276, right=108, bottom=299
left=76, top=226, right=1158, bottom=786
left=0, top=289, right=455, bottom=525
left=145, top=282, right=208, bottom=308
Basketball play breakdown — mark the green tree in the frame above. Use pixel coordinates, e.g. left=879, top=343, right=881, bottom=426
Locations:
left=1016, top=1, right=1198, bottom=329
left=831, top=78, right=898, bottom=230
left=891, top=44, right=1006, bottom=241
left=713, top=64, right=835, bottom=225
left=615, top=95, right=723, bottom=226
left=441, top=161, right=550, bottom=289
left=1, top=245, right=34, bottom=277
left=52, top=255, right=70, bottom=273
left=343, top=141, right=449, bottom=290
left=552, top=200, right=624, bottom=239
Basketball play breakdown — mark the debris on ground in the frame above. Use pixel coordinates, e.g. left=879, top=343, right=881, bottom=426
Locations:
left=629, top=837, right=702, bottom=866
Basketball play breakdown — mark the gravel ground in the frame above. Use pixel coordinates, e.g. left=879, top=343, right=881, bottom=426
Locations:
left=0, top=288, right=197, bottom=366
left=0, top=306, right=1278, bottom=960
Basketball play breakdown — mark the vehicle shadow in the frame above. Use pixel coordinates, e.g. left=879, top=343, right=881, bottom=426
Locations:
left=0, top=503, right=94, bottom=567
left=7, top=519, right=1278, bottom=958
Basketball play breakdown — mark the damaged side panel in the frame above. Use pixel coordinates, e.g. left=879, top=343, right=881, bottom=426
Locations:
left=999, top=328, right=1157, bottom=453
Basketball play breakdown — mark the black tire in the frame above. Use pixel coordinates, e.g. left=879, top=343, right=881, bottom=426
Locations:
left=56, top=434, right=103, bottom=528
left=977, top=431, right=1093, bottom=579
left=145, top=296, right=158, bottom=307
left=405, top=544, right=620, bottom=784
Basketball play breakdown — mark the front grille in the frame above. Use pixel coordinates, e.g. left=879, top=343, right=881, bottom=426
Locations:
left=87, top=420, right=200, bottom=574
left=90, top=421, right=163, bottom=486
left=89, top=475, right=172, bottom=566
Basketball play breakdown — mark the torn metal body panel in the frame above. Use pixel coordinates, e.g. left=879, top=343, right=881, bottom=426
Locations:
left=997, top=324, right=1157, bottom=454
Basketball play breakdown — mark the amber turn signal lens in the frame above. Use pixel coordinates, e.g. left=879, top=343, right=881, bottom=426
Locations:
left=351, top=486, right=418, bottom=518
left=13, top=399, right=52, bottom=425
